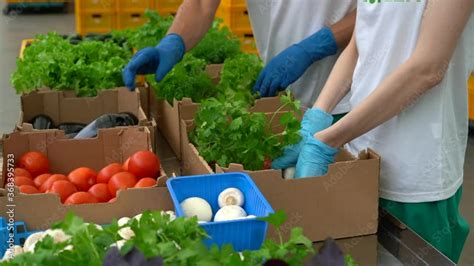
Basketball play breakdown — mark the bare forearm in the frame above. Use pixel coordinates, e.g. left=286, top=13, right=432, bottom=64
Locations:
left=313, top=34, right=358, bottom=112
left=168, top=0, right=220, bottom=51
left=330, top=10, right=356, bottom=49
left=316, top=0, right=474, bottom=148
left=317, top=60, right=436, bottom=147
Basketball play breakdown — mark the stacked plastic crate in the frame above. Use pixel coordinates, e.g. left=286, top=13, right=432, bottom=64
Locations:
left=215, top=0, right=257, bottom=55
left=116, top=0, right=154, bottom=30
left=76, top=0, right=160, bottom=35
left=75, top=0, right=116, bottom=35
left=154, top=0, right=183, bottom=16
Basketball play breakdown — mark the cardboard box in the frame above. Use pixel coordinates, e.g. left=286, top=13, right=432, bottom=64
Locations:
left=180, top=114, right=380, bottom=242
left=149, top=64, right=222, bottom=159
left=17, top=87, right=157, bottom=151
left=0, top=127, right=173, bottom=230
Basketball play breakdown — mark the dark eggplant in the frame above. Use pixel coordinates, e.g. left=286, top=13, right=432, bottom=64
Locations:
left=57, top=123, right=86, bottom=135
left=29, top=115, right=54, bottom=130
left=74, top=113, right=138, bottom=139
left=103, top=247, right=163, bottom=266
left=305, top=238, right=344, bottom=266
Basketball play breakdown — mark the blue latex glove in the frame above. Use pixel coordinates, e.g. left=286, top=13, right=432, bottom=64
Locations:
left=123, top=34, right=185, bottom=90
left=253, top=26, right=338, bottom=97
left=272, top=108, right=333, bottom=169
left=295, top=134, right=339, bottom=178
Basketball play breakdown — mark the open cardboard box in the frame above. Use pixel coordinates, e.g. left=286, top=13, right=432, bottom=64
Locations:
left=180, top=113, right=380, bottom=242
left=17, top=87, right=157, bottom=151
left=149, top=64, right=290, bottom=160
left=0, top=127, right=173, bottom=230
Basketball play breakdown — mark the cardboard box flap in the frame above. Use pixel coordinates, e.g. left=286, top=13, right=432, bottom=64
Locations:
left=21, top=88, right=140, bottom=125
left=0, top=186, right=173, bottom=231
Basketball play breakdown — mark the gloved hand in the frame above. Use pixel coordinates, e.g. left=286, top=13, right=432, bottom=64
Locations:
left=253, top=26, right=338, bottom=97
left=295, top=133, right=339, bottom=179
left=272, top=108, right=333, bottom=169
left=123, top=34, right=185, bottom=90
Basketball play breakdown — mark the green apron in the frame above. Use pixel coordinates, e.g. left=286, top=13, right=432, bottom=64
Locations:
left=380, top=187, right=470, bottom=263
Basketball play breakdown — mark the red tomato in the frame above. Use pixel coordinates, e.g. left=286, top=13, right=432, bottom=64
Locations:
left=88, top=183, right=112, bottom=202
left=19, top=185, right=39, bottom=194
left=108, top=197, right=117, bottom=203
left=97, top=163, right=124, bottom=184
left=68, top=167, right=97, bottom=191
left=108, top=172, right=137, bottom=197
left=123, top=157, right=131, bottom=171
left=19, top=151, right=49, bottom=177
left=34, top=173, right=51, bottom=188
left=40, top=174, right=68, bottom=193
left=14, top=168, right=32, bottom=179
left=128, top=151, right=160, bottom=179
left=64, top=192, right=99, bottom=205
left=134, top=178, right=157, bottom=188
left=49, top=180, right=78, bottom=203
left=15, top=176, right=35, bottom=187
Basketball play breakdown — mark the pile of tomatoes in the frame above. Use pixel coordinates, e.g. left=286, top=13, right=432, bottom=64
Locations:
left=12, top=150, right=161, bottom=205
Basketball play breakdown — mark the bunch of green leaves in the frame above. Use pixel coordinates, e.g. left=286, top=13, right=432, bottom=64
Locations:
left=117, top=10, right=174, bottom=50
left=2, top=211, right=356, bottom=266
left=190, top=20, right=241, bottom=64
left=216, top=53, right=263, bottom=106
left=190, top=92, right=302, bottom=171
left=11, top=32, right=132, bottom=96
left=148, top=54, right=218, bottom=104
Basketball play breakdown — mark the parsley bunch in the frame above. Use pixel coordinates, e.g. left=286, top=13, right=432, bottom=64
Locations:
left=11, top=32, right=132, bottom=96
left=216, top=53, right=263, bottom=106
left=191, top=93, right=302, bottom=171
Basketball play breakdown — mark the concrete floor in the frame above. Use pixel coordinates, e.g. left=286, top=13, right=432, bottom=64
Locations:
left=0, top=11, right=473, bottom=265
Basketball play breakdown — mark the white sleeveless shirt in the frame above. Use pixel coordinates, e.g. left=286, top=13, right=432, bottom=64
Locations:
left=347, top=0, right=473, bottom=202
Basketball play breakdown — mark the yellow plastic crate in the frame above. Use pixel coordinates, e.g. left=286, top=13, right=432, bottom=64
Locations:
left=216, top=4, right=252, bottom=32
left=117, top=0, right=153, bottom=12
left=234, top=31, right=258, bottom=55
left=19, top=39, right=34, bottom=59
left=220, top=0, right=246, bottom=7
left=469, top=73, right=474, bottom=120
left=76, top=11, right=115, bottom=35
left=117, top=11, right=148, bottom=29
left=155, top=0, right=182, bottom=15
left=75, top=0, right=115, bottom=12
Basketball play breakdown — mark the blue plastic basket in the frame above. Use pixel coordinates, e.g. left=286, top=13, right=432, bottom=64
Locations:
left=0, top=218, right=38, bottom=256
left=167, top=173, right=274, bottom=251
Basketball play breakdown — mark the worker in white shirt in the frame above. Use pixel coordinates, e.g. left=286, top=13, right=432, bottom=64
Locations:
left=285, top=0, right=473, bottom=262
left=123, top=0, right=357, bottom=134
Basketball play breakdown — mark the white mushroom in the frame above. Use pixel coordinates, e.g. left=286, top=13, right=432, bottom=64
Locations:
left=85, top=223, right=103, bottom=231
left=44, top=229, right=71, bottom=243
left=284, top=167, right=296, bottom=180
left=118, top=227, right=135, bottom=240
left=180, top=197, right=213, bottom=222
left=214, top=205, right=247, bottom=222
left=63, top=245, right=74, bottom=251
left=2, top=245, right=23, bottom=261
left=118, top=217, right=131, bottom=227
left=162, top=210, right=176, bottom=221
left=110, top=240, right=126, bottom=250
left=218, top=188, right=244, bottom=208
left=23, top=232, right=46, bottom=253
left=133, top=214, right=142, bottom=222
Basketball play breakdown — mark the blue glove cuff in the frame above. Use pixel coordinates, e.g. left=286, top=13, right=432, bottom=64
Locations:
left=302, top=108, right=334, bottom=135
left=307, top=136, right=339, bottom=155
left=296, top=26, right=338, bottom=63
left=157, top=33, right=186, bottom=60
